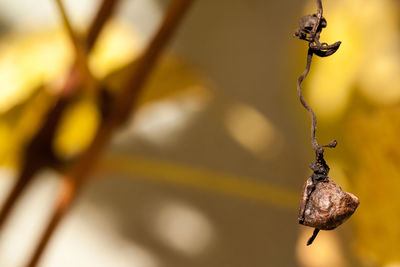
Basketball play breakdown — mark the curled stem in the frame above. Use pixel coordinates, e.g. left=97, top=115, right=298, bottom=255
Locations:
left=295, top=0, right=338, bottom=158
left=295, top=0, right=341, bottom=246
left=297, top=48, right=319, bottom=151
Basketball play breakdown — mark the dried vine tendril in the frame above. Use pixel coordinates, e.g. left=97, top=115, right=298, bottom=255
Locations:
left=294, top=0, right=359, bottom=245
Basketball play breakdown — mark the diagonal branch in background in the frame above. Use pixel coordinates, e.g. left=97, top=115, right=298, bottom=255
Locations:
left=86, top=0, right=120, bottom=51
left=25, top=0, right=196, bottom=266
left=54, top=0, right=81, bottom=58
left=54, top=0, right=96, bottom=93
left=294, top=0, right=359, bottom=246
left=0, top=0, right=121, bottom=234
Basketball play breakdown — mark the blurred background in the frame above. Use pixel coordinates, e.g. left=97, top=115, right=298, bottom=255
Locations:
left=0, top=0, right=398, bottom=266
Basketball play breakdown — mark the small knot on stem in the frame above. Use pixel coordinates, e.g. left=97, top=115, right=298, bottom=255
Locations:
left=324, top=140, right=337, bottom=148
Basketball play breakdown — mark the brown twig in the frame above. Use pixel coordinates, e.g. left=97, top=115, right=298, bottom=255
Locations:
left=297, top=49, right=318, bottom=151
left=25, top=0, right=196, bottom=266
left=0, top=93, right=72, bottom=231
left=295, top=0, right=341, bottom=245
left=0, top=0, right=119, bottom=236
left=0, top=162, right=40, bottom=230
left=294, top=0, right=340, bottom=162
left=307, top=228, right=320, bottom=245
left=54, top=0, right=96, bottom=93
left=54, top=0, right=81, bottom=56
left=26, top=179, right=75, bottom=267
left=86, top=0, right=121, bottom=50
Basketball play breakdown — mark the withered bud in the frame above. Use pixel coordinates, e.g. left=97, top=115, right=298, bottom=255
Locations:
left=298, top=177, right=359, bottom=230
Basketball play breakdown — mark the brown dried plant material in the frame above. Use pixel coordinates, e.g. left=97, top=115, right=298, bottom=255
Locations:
left=298, top=177, right=359, bottom=230
left=294, top=0, right=360, bottom=245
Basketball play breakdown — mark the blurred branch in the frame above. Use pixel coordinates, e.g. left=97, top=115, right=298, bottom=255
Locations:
left=26, top=0, right=196, bottom=266
left=0, top=0, right=119, bottom=239
left=54, top=0, right=81, bottom=56
left=86, top=0, right=121, bottom=50
left=54, top=0, right=95, bottom=92
left=25, top=179, right=75, bottom=267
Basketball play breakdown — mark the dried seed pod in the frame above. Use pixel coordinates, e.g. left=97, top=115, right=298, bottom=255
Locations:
left=294, top=0, right=360, bottom=246
left=298, top=177, right=359, bottom=230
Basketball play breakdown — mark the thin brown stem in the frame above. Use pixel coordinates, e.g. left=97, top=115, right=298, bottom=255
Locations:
left=310, top=0, right=323, bottom=40
left=296, top=0, right=342, bottom=246
left=112, top=0, right=195, bottom=123
left=26, top=178, right=76, bottom=267
left=297, top=48, right=318, bottom=151
left=0, top=96, right=71, bottom=232
left=316, top=0, right=323, bottom=14
left=307, top=228, right=320, bottom=245
left=296, top=0, right=338, bottom=155
left=86, top=0, right=121, bottom=50
left=54, top=0, right=96, bottom=92
left=54, top=0, right=81, bottom=57
left=25, top=0, right=196, bottom=266
left=0, top=164, right=39, bottom=230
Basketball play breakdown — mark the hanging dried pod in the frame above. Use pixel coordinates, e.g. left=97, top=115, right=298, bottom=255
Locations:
left=294, top=0, right=359, bottom=245
left=299, top=177, right=359, bottom=230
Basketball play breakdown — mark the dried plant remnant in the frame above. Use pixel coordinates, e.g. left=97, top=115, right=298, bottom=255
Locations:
left=299, top=177, right=359, bottom=230
left=294, top=0, right=359, bottom=245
